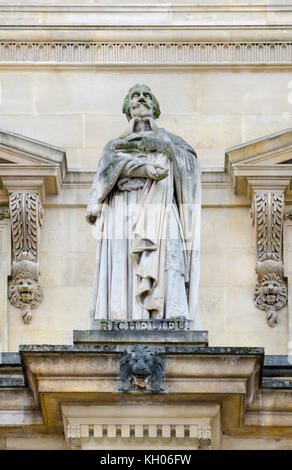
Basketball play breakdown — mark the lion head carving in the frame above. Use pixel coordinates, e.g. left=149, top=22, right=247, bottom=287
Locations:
left=8, top=271, right=43, bottom=324
left=254, top=273, right=287, bottom=327
left=119, top=344, right=165, bottom=392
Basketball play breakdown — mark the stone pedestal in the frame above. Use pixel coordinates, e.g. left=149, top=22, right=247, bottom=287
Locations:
left=73, top=329, right=209, bottom=346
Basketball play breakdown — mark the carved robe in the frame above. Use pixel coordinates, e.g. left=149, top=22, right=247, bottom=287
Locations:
left=86, top=128, right=201, bottom=328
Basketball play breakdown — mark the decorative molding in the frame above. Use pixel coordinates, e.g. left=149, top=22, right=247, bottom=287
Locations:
left=65, top=420, right=212, bottom=449
left=198, top=424, right=212, bottom=450
left=252, top=192, right=287, bottom=327
left=67, top=424, right=81, bottom=440
left=62, top=404, right=216, bottom=450
left=0, top=42, right=292, bottom=67
left=255, top=192, right=283, bottom=263
left=285, top=208, right=292, bottom=221
left=8, top=192, right=44, bottom=324
left=0, top=208, right=9, bottom=220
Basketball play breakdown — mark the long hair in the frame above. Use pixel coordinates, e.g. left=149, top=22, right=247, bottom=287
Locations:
left=122, top=84, right=161, bottom=121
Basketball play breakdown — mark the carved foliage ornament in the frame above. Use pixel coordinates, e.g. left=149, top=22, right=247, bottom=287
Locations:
left=119, top=344, right=165, bottom=392
left=255, top=192, right=283, bottom=262
left=8, top=192, right=44, bottom=324
left=253, top=192, right=287, bottom=327
left=0, top=208, right=9, bottom=219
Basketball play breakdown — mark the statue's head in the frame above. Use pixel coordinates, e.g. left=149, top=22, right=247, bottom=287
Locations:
left=122, top=84, right=161, bottom=121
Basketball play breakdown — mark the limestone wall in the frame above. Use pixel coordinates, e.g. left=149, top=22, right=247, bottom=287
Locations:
left=0, top=69, right=292, bottom=170
left=1, top=1, right=292, bottom=355
left=2, top=67, right=289, bottom=354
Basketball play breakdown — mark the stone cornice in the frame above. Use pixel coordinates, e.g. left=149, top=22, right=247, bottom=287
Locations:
left=19, top=345, right=263, bottom=426
left=0, top=3, right=291, bottom=71
left=0, top=3, right=292, bottom=23
left=0, top=3, right=292, bottom=67
left=225, top=127, right=292, bottom=200
left=0, top=3, right=292, bottom=46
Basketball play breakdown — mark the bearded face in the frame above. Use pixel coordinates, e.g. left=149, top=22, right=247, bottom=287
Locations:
left=129, top=86, right=154, bottom=120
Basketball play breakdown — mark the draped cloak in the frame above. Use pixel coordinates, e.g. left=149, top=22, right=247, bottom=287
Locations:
left=86, top=128, right=201, bottom=329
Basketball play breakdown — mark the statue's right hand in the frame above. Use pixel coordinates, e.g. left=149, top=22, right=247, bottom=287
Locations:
left=91, top=204, right=102, bottom=217
left=86, top=204, right=102, bottom=224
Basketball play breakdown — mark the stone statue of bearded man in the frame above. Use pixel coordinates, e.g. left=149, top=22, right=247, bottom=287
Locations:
left=86, top=84, right=201, bottom=329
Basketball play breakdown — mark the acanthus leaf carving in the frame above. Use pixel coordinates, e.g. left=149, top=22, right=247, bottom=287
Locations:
left=253, top=192, right=287, bottom=327
left=8, top=192, right=44, bottom=324
left=0, top=208, right=9, bottom=220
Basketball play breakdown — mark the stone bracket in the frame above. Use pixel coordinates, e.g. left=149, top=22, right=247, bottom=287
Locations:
left=7, top=191, right=44, bottom=324
left=252, top=191, right=287, bottom=327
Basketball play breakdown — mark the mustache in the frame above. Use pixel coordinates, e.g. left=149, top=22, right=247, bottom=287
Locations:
left=132, top=101, right=151, bottom=110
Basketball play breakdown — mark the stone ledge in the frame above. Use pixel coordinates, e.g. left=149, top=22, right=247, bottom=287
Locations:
left=19, top=343, right=264, bottom=356
left=264, top=355, right=292, bottom=366
left=262, top=379, right=292, bottom=389
left=0, top=353, right=21, bottom=367
left=73, top=329, right=208, bottom=346
left=0, top=378, right=25, bottom=388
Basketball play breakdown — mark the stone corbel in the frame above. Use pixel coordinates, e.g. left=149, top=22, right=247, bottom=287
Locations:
left=7, top=191, right=44, bottom=324
left=251, top=189, right=287, bottom=327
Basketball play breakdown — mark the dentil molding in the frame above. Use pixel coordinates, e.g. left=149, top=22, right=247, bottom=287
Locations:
left=0, top=41, right=292, bottom=68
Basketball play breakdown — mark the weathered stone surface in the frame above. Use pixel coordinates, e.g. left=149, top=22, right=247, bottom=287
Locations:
left=0, top=352, right=21, bottom=366
left=62, top=404, right=218, bottom=450
left=86, top=84, right=201, bottom=327
left=261, top=379, right=292, bottom=389
left=119, top=344, right=165, bottom=392
left=0, top=378, right=25, bottom=387
left=73, top=329, right=208, bottom=346
left=92, top=318, right=193, bottom=331
left=17, top=344, right=263, bottom=434
left=2, top=0, right=292, bottom=450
